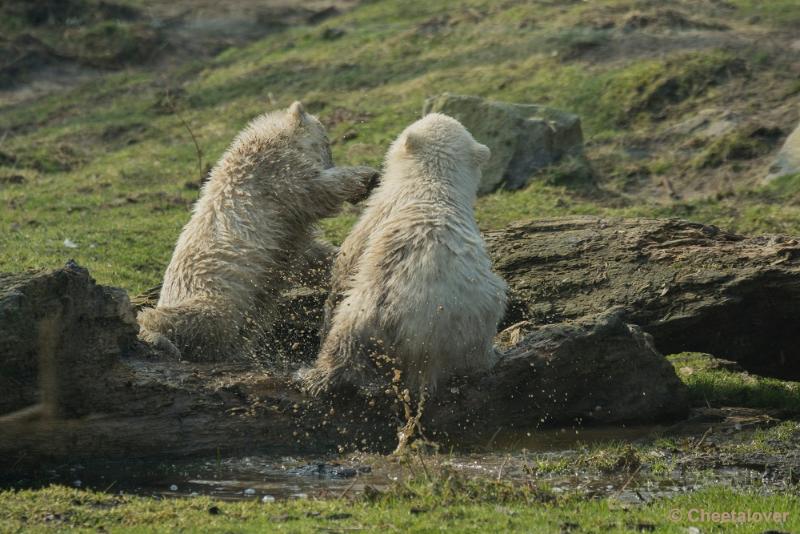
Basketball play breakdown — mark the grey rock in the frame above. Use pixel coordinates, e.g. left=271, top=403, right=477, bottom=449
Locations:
left=423, top=93, right=585, bottom=194
left=765, top=120, right=800, bottom=182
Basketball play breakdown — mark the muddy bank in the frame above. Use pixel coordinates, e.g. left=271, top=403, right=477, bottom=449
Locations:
left=0, top=269, right=686, bottom=465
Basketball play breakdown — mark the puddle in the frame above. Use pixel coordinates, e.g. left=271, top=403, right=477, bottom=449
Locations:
left=0, top=455, right=396, bottom=501
left=3, top=420, right=797, bottom=501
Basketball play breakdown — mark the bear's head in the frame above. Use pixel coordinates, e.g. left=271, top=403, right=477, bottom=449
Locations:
left=389, top=113, right=491, bottom=190
left=285, top=101, right=334, bottom=169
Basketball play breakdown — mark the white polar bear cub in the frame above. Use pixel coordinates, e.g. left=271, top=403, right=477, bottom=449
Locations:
left=303, top=113, right=508, bottom=394
left=138, top=102, right=377, bottom=361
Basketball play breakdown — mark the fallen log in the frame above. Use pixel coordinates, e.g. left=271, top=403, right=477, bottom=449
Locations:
left=488, top=217, right=800, bottom=380
left=14, top=214, right=797, bottom=464
left=0, top=296, right=683, bottom=464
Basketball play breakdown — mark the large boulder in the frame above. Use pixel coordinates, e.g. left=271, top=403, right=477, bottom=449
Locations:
left=765, top=120, right=800, bottom=182
left=423, top=93, right=585, bottom=193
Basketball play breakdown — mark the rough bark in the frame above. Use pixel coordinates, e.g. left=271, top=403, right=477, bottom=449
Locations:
left=0, top=306, right=684, bottom=463
left=487, top=217, right=800, bottom=379
left=0, top=260, right=138, bottom=416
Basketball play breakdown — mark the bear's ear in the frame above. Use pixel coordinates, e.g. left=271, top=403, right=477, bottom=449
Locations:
left=403, top=132, right=424, bottom=154
left=472, top=143, right=491, bottom=167
left=288, top=101, right=306, bottom=125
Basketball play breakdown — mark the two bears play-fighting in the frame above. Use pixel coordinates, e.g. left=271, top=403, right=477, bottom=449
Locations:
left=138, top=102, right=507, bottom=395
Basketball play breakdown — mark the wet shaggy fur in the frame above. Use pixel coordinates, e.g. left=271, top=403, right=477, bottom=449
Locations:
left=302, top=113, right=508, bottom=394
left=138, top=102, right=377, bottom=361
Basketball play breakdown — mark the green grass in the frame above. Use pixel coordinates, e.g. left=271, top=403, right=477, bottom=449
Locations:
left=669, top=352, right=800, bottom=413
left=729, top=0, right=800, bottom=26
left=2, top=482, right=799, bottom=533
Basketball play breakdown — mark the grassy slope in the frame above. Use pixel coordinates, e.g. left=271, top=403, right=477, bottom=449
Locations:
left=2, top=0, right=800, bottom=293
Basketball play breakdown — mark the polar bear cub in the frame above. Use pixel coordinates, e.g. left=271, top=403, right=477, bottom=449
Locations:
left=302, top=113, right=507, bottom=394
left=138, top=102, right=377, bottom=361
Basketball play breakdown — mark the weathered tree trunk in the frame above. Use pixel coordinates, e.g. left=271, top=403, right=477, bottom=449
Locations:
left=0, top=305, right=682, bottom=464
left=488, top=217, right=800, bottom=379
left=11, top=214, right=796, bottom=464
left=0, top=261, right=138, bottom=416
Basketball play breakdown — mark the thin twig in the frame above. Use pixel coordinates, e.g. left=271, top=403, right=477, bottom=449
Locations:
left=694, top=426, right=713, bottom=450
left=165, top=90, right=203, bottom=176
left=337, top=475, right=359, bottom=500
left=497, top=455, right=510, bottom=481
left=611, top=463, right=643, bottom=502
left=487, top=426, right=503, bottom=448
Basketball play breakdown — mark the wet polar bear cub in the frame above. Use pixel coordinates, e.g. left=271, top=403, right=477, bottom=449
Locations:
left=138, top=102, right=377, bottom=361
left=302, top=113, right=507, bottom=394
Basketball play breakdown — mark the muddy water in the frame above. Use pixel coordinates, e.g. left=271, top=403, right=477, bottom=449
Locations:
left=4, top=422, right=793, bottom=501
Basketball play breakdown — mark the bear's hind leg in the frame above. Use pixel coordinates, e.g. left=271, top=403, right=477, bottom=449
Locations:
left=299, top=311, right=382, bottom=395
left=137, top=298, right=245, bottom=362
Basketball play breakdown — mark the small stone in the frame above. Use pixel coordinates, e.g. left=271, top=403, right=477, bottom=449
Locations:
left=63, top=238, right=79, bottom=249
left=261, top=495, right=275, bottom=503
left=169, top=484, right=178, bottom=491
left=243, top=488, right=256, bottom=495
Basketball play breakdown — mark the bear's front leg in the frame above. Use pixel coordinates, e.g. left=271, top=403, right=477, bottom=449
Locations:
left=311, top=166, right=380, bottom=213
